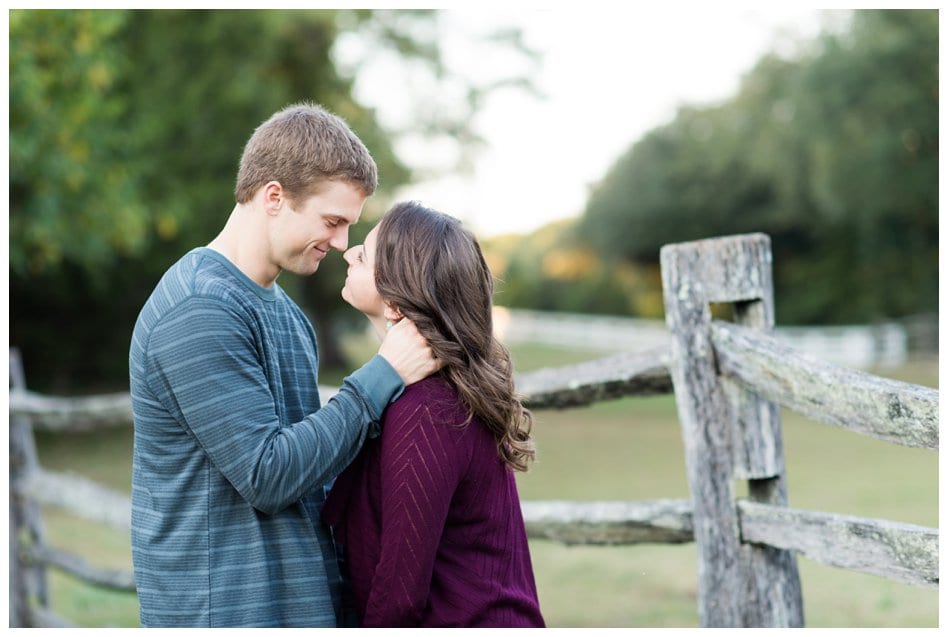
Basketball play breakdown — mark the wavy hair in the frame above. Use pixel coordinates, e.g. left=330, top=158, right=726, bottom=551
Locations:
left=374, top=202, right=536, bottom=472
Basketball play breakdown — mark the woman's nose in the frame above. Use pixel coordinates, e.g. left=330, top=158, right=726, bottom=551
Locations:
left=342, top=246, right=355, bottom=265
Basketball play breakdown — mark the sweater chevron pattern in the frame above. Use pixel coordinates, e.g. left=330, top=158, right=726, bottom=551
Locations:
left=322, top=376, right=545, bottom=627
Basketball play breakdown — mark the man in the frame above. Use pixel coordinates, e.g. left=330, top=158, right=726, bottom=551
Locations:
left=129, top=103, right=439, bottom=627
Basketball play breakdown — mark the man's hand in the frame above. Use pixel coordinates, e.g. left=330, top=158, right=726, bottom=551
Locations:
left=378, top=319, right=442, bottom=385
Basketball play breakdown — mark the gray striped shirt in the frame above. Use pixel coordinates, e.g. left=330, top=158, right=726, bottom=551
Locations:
left=129, top=247, right=401, bottom=627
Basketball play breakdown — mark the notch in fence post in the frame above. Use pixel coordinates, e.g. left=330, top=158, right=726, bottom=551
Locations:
left=660, top=234, right=803, bottom=627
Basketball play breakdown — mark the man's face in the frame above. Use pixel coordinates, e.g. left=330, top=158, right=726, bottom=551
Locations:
left=270, top=181, right=366, bottom=277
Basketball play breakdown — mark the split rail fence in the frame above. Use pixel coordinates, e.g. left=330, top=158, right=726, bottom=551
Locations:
left=9, top=233, right=938, bottom=627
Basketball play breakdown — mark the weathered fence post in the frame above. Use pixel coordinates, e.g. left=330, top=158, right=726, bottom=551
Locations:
left=9, top=476, right=27, bottom=628
left=660, top=233, right=803, bottom=627
left=9, top=348, right=50, bottom=627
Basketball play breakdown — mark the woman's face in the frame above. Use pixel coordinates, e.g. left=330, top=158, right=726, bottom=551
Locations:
left=342, top=225, right=386, bottom=318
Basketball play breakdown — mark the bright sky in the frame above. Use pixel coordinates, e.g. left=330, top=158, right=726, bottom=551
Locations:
left=342, top=7, right=850, bottom=238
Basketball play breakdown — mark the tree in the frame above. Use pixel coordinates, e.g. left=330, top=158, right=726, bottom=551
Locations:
left=580, top=9, right=937, bottom=324
left=10, top=9, right=537, bottom=390
left=11, top=11, right=144, bottom=276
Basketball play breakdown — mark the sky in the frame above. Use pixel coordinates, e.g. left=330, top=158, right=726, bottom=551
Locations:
left=341, top=7, right=851, bottom=238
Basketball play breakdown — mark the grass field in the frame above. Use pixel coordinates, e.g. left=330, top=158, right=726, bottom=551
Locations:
left=30, top=337, right=938, bottom=627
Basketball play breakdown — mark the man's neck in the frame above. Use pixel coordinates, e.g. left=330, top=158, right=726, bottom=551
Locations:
left=207, top=204, right=280, bottom=288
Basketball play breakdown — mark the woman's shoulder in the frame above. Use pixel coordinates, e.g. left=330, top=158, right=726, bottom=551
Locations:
left=400, top=374, right=453, bottom=399
left=388, top=375, right=470, bottom=429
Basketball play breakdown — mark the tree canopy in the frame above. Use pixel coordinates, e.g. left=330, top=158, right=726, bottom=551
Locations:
left=10, top=9, right=533, bottom=390
left=494, top=10, right=937, bottom=325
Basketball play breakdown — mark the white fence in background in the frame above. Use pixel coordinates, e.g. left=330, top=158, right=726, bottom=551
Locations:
left=493, top=308, right=910, bottom=369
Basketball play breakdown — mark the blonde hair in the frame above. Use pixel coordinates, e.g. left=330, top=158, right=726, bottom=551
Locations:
left=234, top=103, right=377, bottom=206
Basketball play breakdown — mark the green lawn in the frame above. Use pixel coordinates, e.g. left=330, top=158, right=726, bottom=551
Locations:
left=29, top=337, right=938, bottom=627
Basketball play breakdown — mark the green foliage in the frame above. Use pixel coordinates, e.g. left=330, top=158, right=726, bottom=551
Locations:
left=11, top=11, right=144, bottom=275
left=485, top=220, right=669, bottom=320
left=10, top=9, right=532, bottom=389
left=578, top=9, right=937, bottom=324
left=10, top=10, right=412, bottom=280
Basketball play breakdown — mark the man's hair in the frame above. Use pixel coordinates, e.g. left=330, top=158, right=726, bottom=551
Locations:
left=234, top=103, right=378, bottom=205
left=374, top=201, right=537, bottom=472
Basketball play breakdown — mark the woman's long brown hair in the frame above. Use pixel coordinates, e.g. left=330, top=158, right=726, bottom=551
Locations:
left=374, top=201, right=536, bottom=471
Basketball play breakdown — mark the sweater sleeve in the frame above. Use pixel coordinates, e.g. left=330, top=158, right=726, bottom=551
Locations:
left=145, top=296, right=403, bottom=515
left=361, top=392, right=464, bottom=627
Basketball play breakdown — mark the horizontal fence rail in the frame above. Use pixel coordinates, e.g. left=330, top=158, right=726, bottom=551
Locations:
left=10, top=390, right=134, bottom=432
left=711, top=320, right=939, bottom=450
left=9, top=386, right=341, bottom=433
left=737, top=500, right=938, bottom=588
left=515, top=346, right=673, bottom=409
left=15, top=468, right=131, bottom=530
left=19, top=469, right=938, bottom=590
left=9, top=347, right=675, bottom=431
left=497, top=307, right=922, bottom=369
left=522, top=499, right=693, bottom=545
left=11, top=348, right=936, bottom=554
left=24, top=543, right=137, bottom=593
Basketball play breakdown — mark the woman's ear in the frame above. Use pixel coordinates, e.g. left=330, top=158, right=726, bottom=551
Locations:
left=383, top=304, right=404, bottom=323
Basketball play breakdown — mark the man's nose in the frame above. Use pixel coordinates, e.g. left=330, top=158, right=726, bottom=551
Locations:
left=330, top=228, right=349, bottom=253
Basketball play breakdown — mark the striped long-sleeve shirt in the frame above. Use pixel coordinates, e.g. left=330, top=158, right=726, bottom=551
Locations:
left=129, top=247, right=403, bottom=627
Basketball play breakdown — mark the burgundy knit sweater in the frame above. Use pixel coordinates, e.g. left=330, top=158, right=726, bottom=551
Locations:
left=322, top=376, right=545, bottom=628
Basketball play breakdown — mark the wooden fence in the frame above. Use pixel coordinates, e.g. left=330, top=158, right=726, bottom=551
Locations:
left=8, top=233, right=938, bottom=627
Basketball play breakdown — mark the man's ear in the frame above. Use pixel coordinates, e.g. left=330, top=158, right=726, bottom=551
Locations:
left=383, top=304, right=404, bottom=322
left=262, top=181, right=284, bottom=215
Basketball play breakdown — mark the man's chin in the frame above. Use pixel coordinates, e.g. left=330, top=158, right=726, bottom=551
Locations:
left=296, top=257, right=323, bottom=276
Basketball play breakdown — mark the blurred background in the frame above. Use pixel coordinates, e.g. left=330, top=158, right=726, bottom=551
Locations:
left=9, top=8, right=938, bottom=628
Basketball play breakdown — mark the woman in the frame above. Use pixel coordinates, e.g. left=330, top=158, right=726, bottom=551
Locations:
left=322, top=201, right=545, bottom=628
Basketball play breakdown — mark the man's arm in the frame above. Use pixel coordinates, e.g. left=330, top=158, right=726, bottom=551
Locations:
left=146, top=297, right=410, bottom=514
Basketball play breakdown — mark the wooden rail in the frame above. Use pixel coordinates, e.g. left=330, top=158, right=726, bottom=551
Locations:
left=10, top=390, right=133, bottom=432
left=522, top=499, right=693, bottom=545
left=515, top=346, right=673, bottom=409
left=9, top=233, right=938, bottom=628
left=711, top=320, right=938, bottom=450
left=736, top=500, right=938, bottom=588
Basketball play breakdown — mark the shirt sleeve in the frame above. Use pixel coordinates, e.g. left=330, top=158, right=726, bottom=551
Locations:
left=144, top=296, right=403, bottom=515
left=361, top=392, right=464, bottom=627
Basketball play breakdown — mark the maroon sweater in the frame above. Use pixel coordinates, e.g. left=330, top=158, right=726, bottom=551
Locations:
left=322, top=376, right=545, bottom=627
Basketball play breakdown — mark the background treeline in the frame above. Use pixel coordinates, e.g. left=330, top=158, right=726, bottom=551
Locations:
left=10, top=10, right=937, bottom=393
left=10, top=9, right=531, bottom=391
left=486, top=10, right=937, bottom=326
